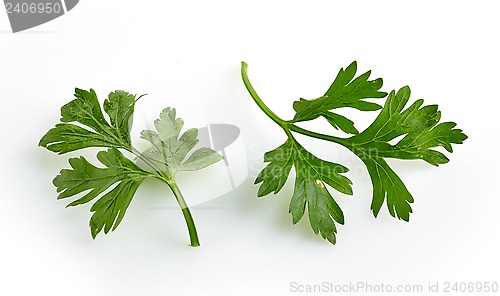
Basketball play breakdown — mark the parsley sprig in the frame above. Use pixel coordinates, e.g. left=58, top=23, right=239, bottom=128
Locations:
left=40, top=89, right=223, bottom=246
left=241, top=61, right=467, bottom=244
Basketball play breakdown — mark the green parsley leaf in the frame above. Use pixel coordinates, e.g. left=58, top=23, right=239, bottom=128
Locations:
left=140, top=107, right=223, bottom=177
left=322, top=112, right=359, bottom=135
left=292, top=61, right=387, bottom=124
left=40, top=89, right=136, bottom=153
left=54, top=147, right=154, bottom=238
left=348, top=86, right=467, bottom=220
left=289, top=140, right=351, bottom=244
left=254, top=140, right=294, bottom=197
left=241, top=61, right=467, bottom=244
left=40, top=89, right=223, bottom=246
left=255, top=138, right=352, bottom=244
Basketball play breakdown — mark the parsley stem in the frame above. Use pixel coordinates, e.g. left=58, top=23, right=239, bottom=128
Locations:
left=288, top=125, right=351, bottom=147
left=241, top=62, right=287, bottom=126
left=130, top=146, right=199, bottom=247
left=168, top=181, right=200, bottom=247
left=241, top=61, right=352, bottom=148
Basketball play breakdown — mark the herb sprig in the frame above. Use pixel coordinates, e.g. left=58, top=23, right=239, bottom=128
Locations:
left=241, top=61, right=467, bottom=244
left=40, top=89, right=223, bottom=246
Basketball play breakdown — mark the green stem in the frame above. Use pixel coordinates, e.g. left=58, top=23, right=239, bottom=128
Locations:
left=128, top=146, right=199, bottom=247
left=241, top=61, right=352, bottom=149
left=241, top=62, right=287, bottom=127
left=289, top=125, right=352, bottom=148
left=168, top=181, right=200, bottom=247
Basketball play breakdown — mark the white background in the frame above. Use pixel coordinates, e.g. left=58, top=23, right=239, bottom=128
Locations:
left=1, top=1, right=499, bottom=295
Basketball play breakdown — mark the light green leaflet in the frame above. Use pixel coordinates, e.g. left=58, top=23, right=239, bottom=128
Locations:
left=140, top=108, right=223, bottom=176
left=242, top=61, right=467, bottom=244
left=40, top=89, right=223, bottom=246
